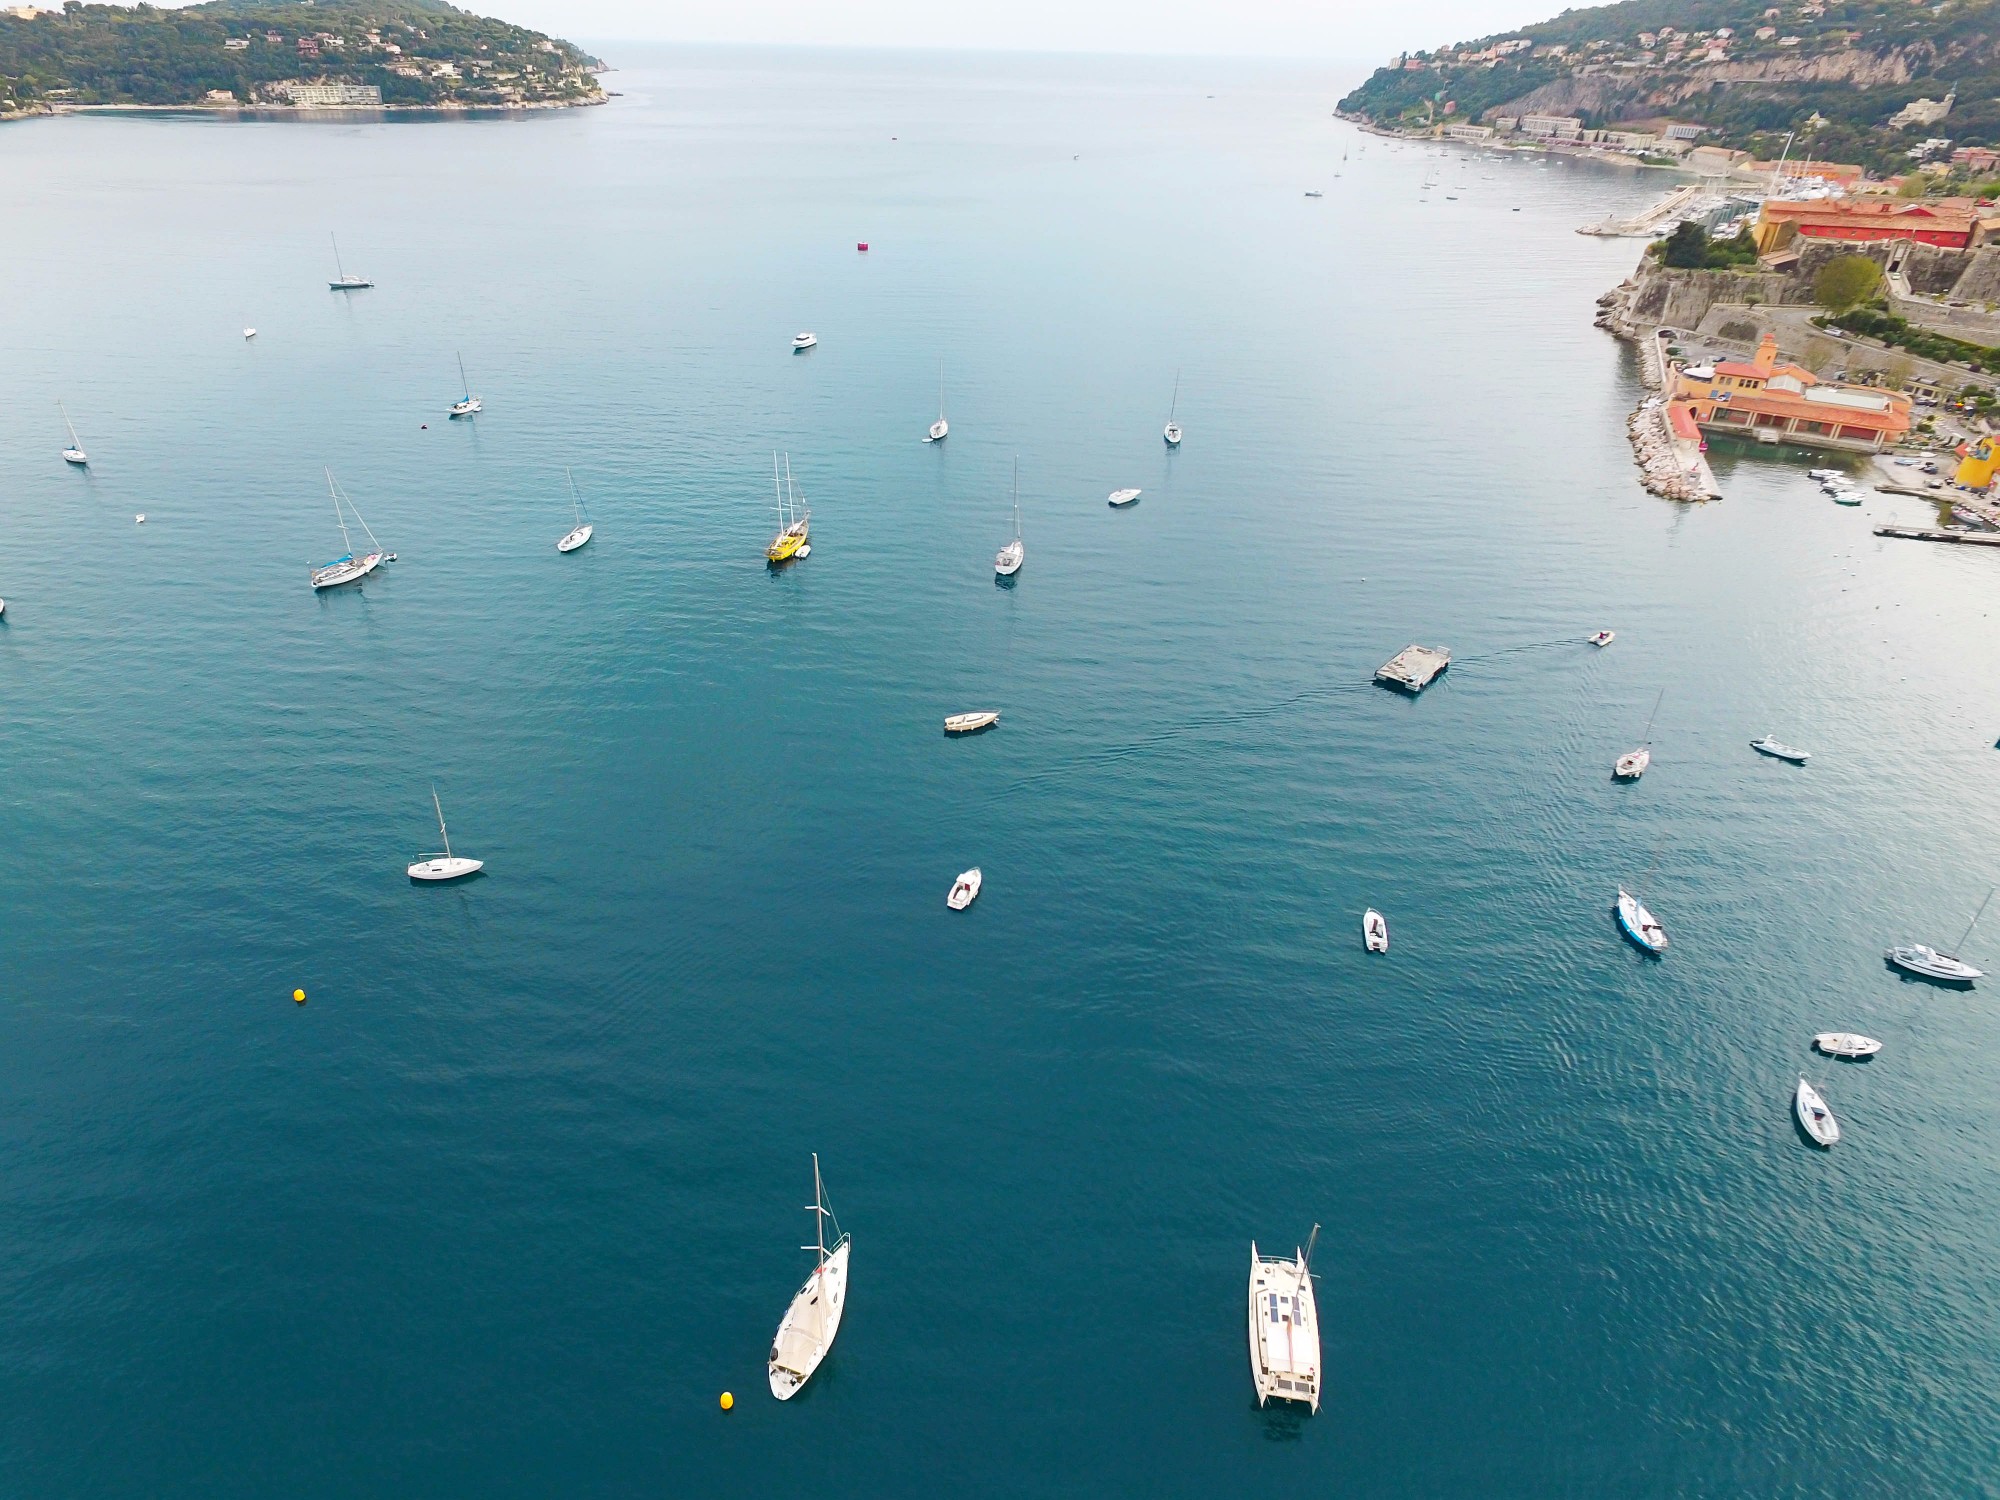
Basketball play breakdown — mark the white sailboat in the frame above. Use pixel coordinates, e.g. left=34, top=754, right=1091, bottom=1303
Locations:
left=1615, top=887, right=1668, bottom=955
left=1248, top=1225, right=1321, bottom=1413
left=995, top=459, right=1024, bottom=577
left=58, top=400, right=88, bottom=465
left=328, top=232, right=372, bottom=291
left=309, top=470, right=386, bottom=590
left=449, top=353, right=481, bottom=417
left=1795, top=1076, right=1839, bottom=1147
left=768, top=1154, right=851, bottom=1400
left=1614, top=688, right=1664, bottom=780
left=1163, top=370, right=1183, bottom=446
left=558, top=468, right=594, bottom=552
left=926, top=361, right=949, bottom=442
left=1814, top=1033, right=1882, bottom=1059
left=1107, top=488, right=1141, bottom=507
left=1887, top=886, right=1991, bottom=982
left=407, top=786, right=483, bottom=881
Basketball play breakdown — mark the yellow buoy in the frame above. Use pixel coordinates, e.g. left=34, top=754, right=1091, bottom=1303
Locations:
left=719, top=1391, right=733, bottom=1411
left=293, top=988, right=307, bottom=1004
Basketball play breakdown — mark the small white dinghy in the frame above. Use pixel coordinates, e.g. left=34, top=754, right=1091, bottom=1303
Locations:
left=408, top=787, right=483, bottom=882
left=1108, top=488, right=1142, bottom=507
left=1248, top=1226, right=1321, bottom=1413
left=1814, top=1033, right=1882, bottom=1059
left=1615, top=887, right=1667, bottom=954
left=557, top=468, right=593, bottom=552
left=792, top=332, right=818, bottom=351
left=244, top=327, right=257, bottom=340
left=1795, top=1076, right=1840, bottom=1147
left=947, top=867, right=982, bottom=909
left=768, top=1154, right=851, bottom=1401
left=1751, top=736, right=1809, bottom=764
left=1588, top=630, right=1614, bottom=647
left=944, top=711, right=1000, bottom=734
left=1363, top=909, right=1388, bottom=953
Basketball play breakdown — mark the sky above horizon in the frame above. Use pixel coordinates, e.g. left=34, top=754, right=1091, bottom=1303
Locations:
left=468, top=0, right=1541, bottom=61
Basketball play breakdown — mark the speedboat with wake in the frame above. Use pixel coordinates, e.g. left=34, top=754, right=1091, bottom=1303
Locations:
left=1588, top=630, right=1614, bottom=647
left=1615, top=887, right=1667, bottom=954
left=768, top=1154, right=850, bottom=1400
left=1795, top=1076, right=1839, bottom=1147
left=1248, top=1226, right=1320, bottom=1413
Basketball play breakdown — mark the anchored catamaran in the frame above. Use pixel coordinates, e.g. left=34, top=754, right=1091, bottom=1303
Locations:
left=1248, top=1224, right=1321, bottom=1413
left=768, top=1154, right=850, bottom=1401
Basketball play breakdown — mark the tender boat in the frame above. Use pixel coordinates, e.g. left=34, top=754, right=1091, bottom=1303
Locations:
left=1108, top=488, right=1142, bottom=507
left=767, top=452, right=811, bottom=563
left=1888, top=887, right=1991, bottom=983
left=1751, top=736, right=1809, bottom=763
left=407, top=787, right=483, bottom=882
left=926, top=361, right=948, bottom=442
left=327, top=232, right=372, bottom=290
left=792, top=332, right=817, bottom=351
left=1588, top=630, right=1615, bottom=647
left=944, top=711, right=1000, bottom=734
left=1614, top=747, right=1651, bottom=779
left=995, top=460, right=1024, bottom=577
left=244, top=328, right=257, bottom=339
left=768, top=1154, right=850, bottom=1401
left=58, top=400, right=88, bottom=465
left=1615, top=887, right=1667, bottom=954
left=449, top=352, right=481, bottom=417
left=1807, top=468, right=1839, bottom=481
left=310, top=470, right=386, bottom=590
left=1795, top=1076, right=1839, bottom=1147
left=1163, top=370, right=1183, bottom=446
left=947, top=868, right=982, bottom=909
left=557, top=468, right=593, bottom=552
left=1814, top=1033, right=1882, bottom=1059
left=1831, top=490, right=1862, bottom=506
left=1363, top=909, right=1388, bottom=953
left=1248, top=1226, right=1321, bottom=1413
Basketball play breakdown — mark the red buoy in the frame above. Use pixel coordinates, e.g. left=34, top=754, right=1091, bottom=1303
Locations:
left=857, top=242, right=869, bottom=252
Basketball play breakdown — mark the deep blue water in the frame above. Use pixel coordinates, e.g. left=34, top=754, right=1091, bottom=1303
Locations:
left=3, top=46, right=1998, bottom=1498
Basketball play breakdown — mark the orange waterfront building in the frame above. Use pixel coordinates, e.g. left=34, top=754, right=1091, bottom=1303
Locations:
left=1751, top=196, right=1991, bottom=253
left=1670, top=334, right=1913, bottom=451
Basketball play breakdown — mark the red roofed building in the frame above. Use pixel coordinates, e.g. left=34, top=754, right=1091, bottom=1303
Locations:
left=1669, top=333, right=1913, bottom=451
left=1752, top=196, right=1986, bottom=252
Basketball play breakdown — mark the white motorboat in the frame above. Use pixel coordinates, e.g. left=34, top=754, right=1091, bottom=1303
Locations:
left=926, top=360, right=948, bottom=442
left=1614, top=688, right=1665, bottom=779
left=1814, top=1032, right=1882, bottom=1059
left=58, top=400, right=88, bottom=465
left=947, top=867, right=982, bottom=909
left=407, top=787, right=483, bottom=881
left=944, top=711, right=1000, bottom=734
left=768, top=1154, right=850, bottom=1401
left=792, top=332, right=817, bottom=351
left=1248, top=1226, right=1321, bottom=1413
left=327, top=232, right=372, bottom=290
left=1163, top=370, right=1183, bottom=446
left=449, top=352, right=481, bottom=417
left=557, top=468, right=593, bottom=552
left=1807, top=468, right=1839, bottom=481
left=1888, top=887, right=1991, bottom=982
left=1304, top=189, right=1323, bottom=198
left=309, top=470, right=386, bottom=590
left=244, top=328, right=257, bottom=339
left=995, top=460, right=1024, bottom=577
left=1108, top=488, right=1141, bottom=507
left=1615, top=887, right=1667, bottom=954
left=1751, top=735, right=1809, bottom=764
left=1795, top=1076, right=1839, bottom=1147
left=1588, top=630, right=1615, bottom=647
left=1363, top=909, right=1388, bottom=952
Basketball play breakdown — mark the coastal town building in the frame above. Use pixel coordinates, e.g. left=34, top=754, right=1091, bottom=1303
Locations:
left=1669, top=334, right=1913, bottom=451
left=1890, top=92, right=1955, bottom=129
left=1752, top=196, right=1989, bottom=252
left=1444, top=123, right=1494, bottom=142
left=1520, top=113, right=1584, bottom=140
left=269, top=81, right=384, bottom=107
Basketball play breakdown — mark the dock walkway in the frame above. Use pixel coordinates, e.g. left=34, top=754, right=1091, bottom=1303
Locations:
left=1874, top=525, right=2000, bottom=548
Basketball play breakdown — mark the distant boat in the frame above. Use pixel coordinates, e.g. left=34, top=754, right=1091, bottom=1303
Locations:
left=558, top=468, right=593, bottom=552
left=449, top=353, right=481, bottom=417
left=1163, top=369, right=1183, bottom=447
left=947, top=867, right=982, bottom=909
left=1751, top=735, right=1809, bottom=764
left=243, top=327, right=257, bottom=340
left=944, top=711, right=1000, bottom=734
left=1248, top=1225, right=1321, bottom=1413
left=1303, top=189, right=1323, bottom=198
left=767, top=1154, right=850, bottom=1401
left=1588, top=630, right=1615, bottom=647
left=792, top=332, right=817, bottom=351
left=995, top=460, right=1024, bottom=577
left=1108, top=488, right=1141, bottom=507
left=766, top=452, right=811, bottom=563
left=926, top=360, right=948, bottom=442
left=407, top=787, right=483, bottom=882
left=1795, top=1076, right=1839, bottom=1147
left=1888, top=886, right=1991, bottom=983
left=1814, top=1033, right=1882, bottom=1059
left=310, top=470, right=386, bottom=590
left=328, top=232, right=372, bottom=290
left=57, top=400, right=88, bottom=465
left=1615, top=887, right=1667, bottom=955
left=1363, top=909, right=1388, bottom=953
left=1831, top=490, right=1862, bottom=506
left=1615, top=688, right=1664, bottom=779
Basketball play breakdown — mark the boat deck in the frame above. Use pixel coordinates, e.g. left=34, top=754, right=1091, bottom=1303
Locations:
left=1375, top=644, right=1451, bottom=694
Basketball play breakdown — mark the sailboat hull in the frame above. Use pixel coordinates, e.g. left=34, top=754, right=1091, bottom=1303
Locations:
left=769, top=1236, right=849, bottom=1399
left=311, top=551, right=383, bottom=590
left=408, top=856, right=483, bottom=881
left=558, top=524, right=593, bottom=553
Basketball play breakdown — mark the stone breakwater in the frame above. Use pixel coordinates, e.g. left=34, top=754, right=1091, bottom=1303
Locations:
left=1627, top=397, right=1714, bottom=502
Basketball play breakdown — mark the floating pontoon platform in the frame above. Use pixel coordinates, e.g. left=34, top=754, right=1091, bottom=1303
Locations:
left=1375, top=644, right=1451, bottom=694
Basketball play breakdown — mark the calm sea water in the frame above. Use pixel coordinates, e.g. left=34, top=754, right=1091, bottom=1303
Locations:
left=3, top=46, right=1998, bottom=1498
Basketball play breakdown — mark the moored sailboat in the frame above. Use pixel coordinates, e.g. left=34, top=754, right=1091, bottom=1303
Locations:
left=449, top=352, right=481, bottom=417
left=926, top=360, right=948, bottom=442
left=1614, top=688, right=1664, bottom=780
left=1615, top=886, right=1667, bottom=954
left=995, top=459, right=1024, bottom=577
left=1795, top=1076, right=1839, bottom=1147
left=1163, top=369, right=1183, bottom=446
left=407, top=787, right=483, bottom=881
left=58, top=400, right=88, bottom=465
left=310, top=470, right=386, bottom=590
left=327, top=232, right=372, bottom=290
left=768, top=1154, right=851, bottom=1400
left=557, top=468, right=593, bottom=552
left=1887, top=886, right=1991, bottom=982
left=766, top=453, right=811, bottom=563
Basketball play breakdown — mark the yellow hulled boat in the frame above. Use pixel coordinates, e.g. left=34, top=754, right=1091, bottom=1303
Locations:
left=767, top=452, right=812, bottom=563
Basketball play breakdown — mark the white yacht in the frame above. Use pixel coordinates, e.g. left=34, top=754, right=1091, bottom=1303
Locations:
left=944, top=712, right=1000, bottom=734
left=768, top=1154, right=850, bottom=1400
left=926, top=361, right=948, bottom=442
left=309, top=470, right=386, bottom=590
left=1363, top=909, right=1388, bottom=953
left=995, top=460, right=1024, bottom=577
left=1248, top=1226, right=1321, bottom=1413
left=947, top=868, right=982, bottom=909
left=449, top=353, right=481, bottom=417
left=58, top=400, right=88, bottom=465
left=1795, top=1077, right=1839, bottom=1147
left=407, top=787, right=483, bottom=881
left=1108, top=488, right=1141, bottom=507
left=792, top=332, right=818, bottom=351
left=1615, top=887, right=1667, bottom=954
left=1888, top=887, right=1991, bottom=982
left=558, top=468, right=594, bottom=552
left=1751, top=736, right=1809, bottom=764
left=1814, top=1033, right=1882, bottom=1059
left=1163, top=370, right=1183, bottom=446
left=327, top=232, right=372, bottom=290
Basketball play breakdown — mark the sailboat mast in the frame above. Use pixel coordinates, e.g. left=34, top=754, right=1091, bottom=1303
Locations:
left=59, top=400, right=80, bottom=447
left=327, top=469, right=354, bottom=553
left=1641, top=687, right=1665, bottom=744
left=1302, top=1222, right=1320, bottom=1273
left=938, top=360, right=945, bottom=421
left=568, top=467, right=583, bottom=524
left=457, top=352, right=470, bottom=399
left=1012, top=457, right=1020, bottom=536
left=804, top=1152, right=829, bottom=1264
left=1949, top=886, right=1995, bottom=958
left=1169, top=369, right=1180, bottom=421
left=433, top=786, right=451, bottom=857
left=331, top=231, right=345, bottom=280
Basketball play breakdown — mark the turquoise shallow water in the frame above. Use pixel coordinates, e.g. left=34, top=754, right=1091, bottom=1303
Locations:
left=3, top=46, right=1999, bottom=1497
